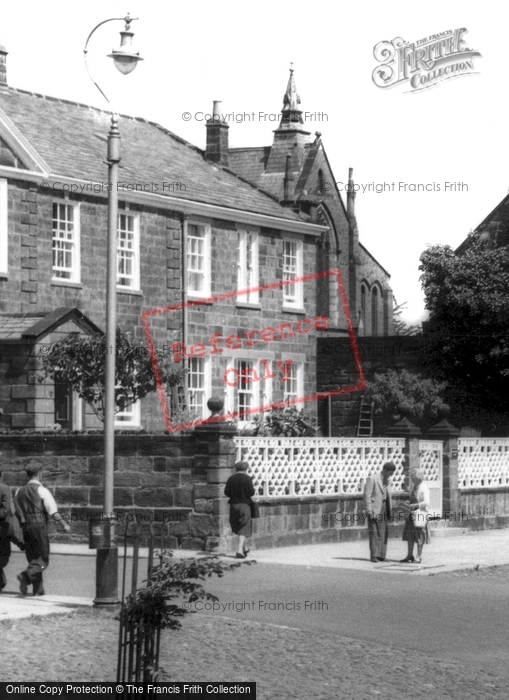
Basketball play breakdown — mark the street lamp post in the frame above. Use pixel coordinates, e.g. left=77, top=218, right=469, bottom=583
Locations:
left=84, top=14, right=142, bottom=606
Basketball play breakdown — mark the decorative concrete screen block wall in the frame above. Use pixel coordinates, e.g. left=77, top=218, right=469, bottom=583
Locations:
left=236, top=436, right=407, bottom=495
left=235, top=436, right=409, bottom=547
left=458, top=439, right=509, bottom=488
left=457, top=438, right=509, bottom=530
left=0, top=432, right=236, bottom=551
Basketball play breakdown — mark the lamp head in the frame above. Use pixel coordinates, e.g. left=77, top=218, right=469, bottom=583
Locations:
left=107, top=14, right=143, bottom=75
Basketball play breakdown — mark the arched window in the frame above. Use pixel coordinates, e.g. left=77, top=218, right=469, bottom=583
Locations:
left=372, top=286, right=379, bottom=336
left=360, top=284, right=367, bottom=335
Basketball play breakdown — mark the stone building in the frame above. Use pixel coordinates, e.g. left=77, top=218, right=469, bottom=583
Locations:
left=0, top=47, right=394, bottom=432
left=0, top=46, right=328, bottom=431
left=227, top=68, right=394, bottom=338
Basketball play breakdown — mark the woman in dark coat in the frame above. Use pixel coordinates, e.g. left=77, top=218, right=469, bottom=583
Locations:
left=224, top=461, right=255, bottom=559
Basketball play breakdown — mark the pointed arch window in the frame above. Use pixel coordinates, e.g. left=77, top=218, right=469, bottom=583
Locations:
left=360, top=284, right=367, bottom=333
left=372, top=286, right=379, bottom=336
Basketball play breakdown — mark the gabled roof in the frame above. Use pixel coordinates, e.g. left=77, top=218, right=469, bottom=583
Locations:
left=359, top=243, right=391, bottom=279
left=228, top=147, right=271, bottom=184
left=0, top=88, right=314, bottom=225
left=0, top=307, right=101, bottom=342
left=456, top=192, right=509, bottom=254
left=229, top=143, right=315, bottom=200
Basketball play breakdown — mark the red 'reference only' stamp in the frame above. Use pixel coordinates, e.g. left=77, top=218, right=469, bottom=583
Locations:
left=142, top=269, right=365, bottom=432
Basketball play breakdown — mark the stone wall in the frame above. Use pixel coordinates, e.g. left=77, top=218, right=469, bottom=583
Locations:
left=4, top=425, right=509, bottom=553
left=250, top=492, right=408, bottom=549
left=0, top=431, right=236, bottom=551
left=458, top=488, right=509, bottom=531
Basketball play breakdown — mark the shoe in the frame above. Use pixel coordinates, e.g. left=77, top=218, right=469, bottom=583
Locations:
left=236, top=553, right=246, bottom=559
left=370, top=558, right=378, bottom=563
left=400, top=556, right=415, bottom=563
left=414, top=557, right=422, bottom=564
left=33, top=588, right=45, bottom=596
left=377, top=557, right=385, bottom=561
left=17, top=573, right=28, bottom=596
left=243, top=548, right=250, bottom=557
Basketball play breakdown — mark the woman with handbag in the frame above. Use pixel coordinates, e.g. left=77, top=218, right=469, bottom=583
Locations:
left=400, top=467, right=430, bottom=564
left=224, top=461, right=255, bottom=559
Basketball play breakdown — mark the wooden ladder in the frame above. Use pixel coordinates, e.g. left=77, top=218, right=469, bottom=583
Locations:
left=357, top=398, right=373, bottom=437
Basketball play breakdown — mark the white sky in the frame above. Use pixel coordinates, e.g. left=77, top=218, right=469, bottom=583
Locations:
left=1, top=0, right=507, bottom=324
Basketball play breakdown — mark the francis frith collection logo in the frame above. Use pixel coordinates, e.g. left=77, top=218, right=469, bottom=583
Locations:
left=372, top=28, right=481, bottom=92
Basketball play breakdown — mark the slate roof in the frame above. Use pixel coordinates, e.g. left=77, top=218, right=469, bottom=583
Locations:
left=0, top=314, right=46, bottom=340
left=228, top=147, right=271, bottom=184
left=0, top=308, right=101, bottom=341
left=0, top=88, right=309, bottom=224
left=229, top=142, right=326, bottom=204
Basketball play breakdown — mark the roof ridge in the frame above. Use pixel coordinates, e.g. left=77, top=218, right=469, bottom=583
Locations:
left=229, top=146, right=269, bottom=152
left=5, top=86, right=203, bottom=154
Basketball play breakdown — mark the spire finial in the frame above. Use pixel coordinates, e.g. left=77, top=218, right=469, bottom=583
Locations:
left=282, top=65, right=301, bottom=115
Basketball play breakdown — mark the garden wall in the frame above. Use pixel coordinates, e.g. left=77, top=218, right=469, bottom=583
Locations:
left=0, top=430, right=236, bottom=551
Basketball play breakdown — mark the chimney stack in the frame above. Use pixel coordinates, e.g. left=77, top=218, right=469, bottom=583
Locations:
left=0, top=43, right=8, bottom=87
left=205, top=101, right=229, bottom=166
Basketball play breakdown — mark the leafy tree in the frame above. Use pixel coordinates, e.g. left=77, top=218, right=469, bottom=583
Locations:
left=39, top=329, right=185, bottom=422
left=392, top=299, right=420, bottom=336
left=419, top=236, right=509, bottom=424
left=364, top=369, right=447, bottom=434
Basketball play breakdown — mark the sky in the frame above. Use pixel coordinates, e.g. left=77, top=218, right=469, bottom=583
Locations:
left=1, top=0, right=507, bottom=324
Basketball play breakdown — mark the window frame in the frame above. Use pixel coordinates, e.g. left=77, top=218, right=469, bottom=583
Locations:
left=283, top=361, right=304, bottom=406
left=237, top=230, right=259, bottom=303
left=187, top=222, right=211, bottom=299
left=225, top=357, right=271, bottom=425
left=52, top=200, right=81, bottom=283
left=187, top=356, right=212, bottom=420
left=282, top=237, right=304, bottom=309
left=117, top=209, right=140, bottom=291
left=114, top=399, right=141, bottom=427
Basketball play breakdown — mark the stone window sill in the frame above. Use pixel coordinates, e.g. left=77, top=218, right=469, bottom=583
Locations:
left=51, top=279, right=83, bottom=289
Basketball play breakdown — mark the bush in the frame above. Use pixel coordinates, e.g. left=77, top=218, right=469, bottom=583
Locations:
left=364, top=369, right=447, bottom=435
left=243, top=407, right=321, bottom=437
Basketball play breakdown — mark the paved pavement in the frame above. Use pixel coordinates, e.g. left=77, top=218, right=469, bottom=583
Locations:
left=1, top=527, right=509, bottom=621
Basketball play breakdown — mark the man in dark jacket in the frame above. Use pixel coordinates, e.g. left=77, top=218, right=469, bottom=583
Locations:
left=224, top=461, right=255, bottom=559
left=0, top=471, right=12, bottom=591
left=15, top=464, right=70, bottom=596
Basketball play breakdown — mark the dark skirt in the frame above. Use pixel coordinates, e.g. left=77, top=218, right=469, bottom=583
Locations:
left=229, top=503, right=252, bottom=537
left=402, top=517, right=430, bottom=545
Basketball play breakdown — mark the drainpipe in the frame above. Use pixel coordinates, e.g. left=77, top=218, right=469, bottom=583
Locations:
left=180, top=215, right=189, bottom=409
